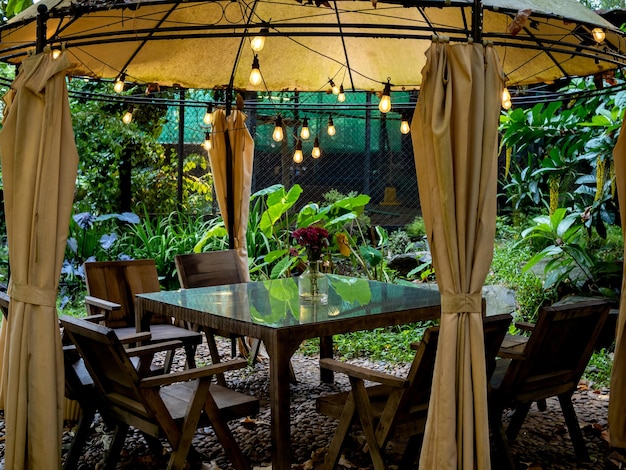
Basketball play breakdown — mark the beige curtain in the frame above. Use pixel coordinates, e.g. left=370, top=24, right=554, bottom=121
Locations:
left=412, top=40, right=504, bottom=469
left=0, top=50, right=78, bottom=469
left=208, top=109, right=254, bottom=280
left=609, top=120, right=626, bottom=447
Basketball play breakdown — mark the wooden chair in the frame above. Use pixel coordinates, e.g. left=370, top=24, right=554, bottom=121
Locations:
left=489, top=299, right=610, bottom=470
left=59, top=315, right=260, bottom=470
left=175, top=250, right=253, bottom=363
left=84, top=259, right=202, bottom=372
left=317, top=313, right=513, bottom=469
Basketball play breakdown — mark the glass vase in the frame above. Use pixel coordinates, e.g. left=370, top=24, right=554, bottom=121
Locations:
left=298, top=260, right=328, bottom=304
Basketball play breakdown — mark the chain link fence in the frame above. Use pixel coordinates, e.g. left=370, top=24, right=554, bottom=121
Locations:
left=160, top=90, right=421, bottom=229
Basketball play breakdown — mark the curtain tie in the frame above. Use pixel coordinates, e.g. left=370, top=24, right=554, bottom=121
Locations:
left=441, top=293, right=482, bottom=314
left=8, top=279, right=57, bottom=308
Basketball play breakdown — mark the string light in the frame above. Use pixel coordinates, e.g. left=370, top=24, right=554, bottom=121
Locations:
left=293, top=140, right=303, bottom=163
left=251, top=26, right=269, bottom=52
left=312, top=136, right=321, bottom=159
left=249, top=55, right=262, bottom=86
left=203, top=105, right=213, bottom=125
left=203, top=132, right=212, bottom=151
left=329, top=79, right=340, bottom=95
left=114, top=73, right=126, bottom=93
left=502, top=87, right=512, bottom=110
left=272, top=115, right=284, bottom=142
left=51, top=49, right=61, bottom=59
left=327, top=115, right=336, bottom=136
left=122, top=106, right=134, bottom=124
left=378, top=79, right=392, bottom=113
left=592, top=28, right=606, bottom=43
left=300, top=117, right=310, bottom=140
left=338, top=85, right=346, bottom=103
left=400, top=113, right=410, bottom=135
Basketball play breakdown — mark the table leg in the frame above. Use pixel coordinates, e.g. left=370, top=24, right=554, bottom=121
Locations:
left=267, top=335, right=301, bottom=470
left=319, top=335, right=334, bottom=383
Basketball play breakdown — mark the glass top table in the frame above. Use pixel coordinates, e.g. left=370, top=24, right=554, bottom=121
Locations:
left=136, top=275, right=441, bottom=469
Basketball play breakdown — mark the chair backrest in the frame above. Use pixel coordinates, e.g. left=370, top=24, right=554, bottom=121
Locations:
left=498, top=299, right=610, bottom=397
left=84, top=259, right=162, bottom=327
left=483, top=314, right=513, bottom=380
left=60, top=315, right=151, bottom=424
left=175, top=250, right=245, bottom=289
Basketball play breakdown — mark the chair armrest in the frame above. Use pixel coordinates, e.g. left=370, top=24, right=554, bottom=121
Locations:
left=409, top=341, right=420, bottom=351
left=138, top=358, right=249, bottom=388
left=126, top=340, right=182, bottom=357
left=515, top=321, right=535, bottom=332
left=85, top=296, right=121, bottom=314
left=119, top=332, right=153, bottom=346
left=82, top=314, right=105, bottom=323
left=319, top=358, right=408, bottom=388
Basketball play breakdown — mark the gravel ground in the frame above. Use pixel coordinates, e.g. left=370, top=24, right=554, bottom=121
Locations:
left=0, top=339, right=620, bottom=470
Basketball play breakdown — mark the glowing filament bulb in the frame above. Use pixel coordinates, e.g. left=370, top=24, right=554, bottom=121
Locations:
left=122, top=107, right=134, bottom=124
left=249, top=55, right=262, bottom=86
left=338, top=85, right=346, bottom=102
left=251, top=27, right=269, bottom=52
left=400, top=118, right=410, bottom=135
left=203, top=106, right=213, bottom=125
left=272, top=116, right=284, bottom=142
left=327, top=115, right=336, bottom=136
left=329, top=79, right=340, bottom=95
left=592, top=28, right=605, bottom=43
left=502, top=88, right=512, bottom=110
left=300, top=117, right=310, bottom=140
left=293, top=140, right=303, bottom=163
left=203, top=132, right=212, bottom=151
left=114, top=73, right=126, bottom=93
left=378, top=79, right=392, bottom=113
left=312, top=137, right=321, bottom=159
left=52, top=49, right=61, bottom=59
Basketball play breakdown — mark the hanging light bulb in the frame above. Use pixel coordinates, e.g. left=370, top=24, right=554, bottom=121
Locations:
left=122, top=106, right=134, bottom=124
left=272, top=115, right=284, bottom=142
left=293, top=140, right=303, bottom=164
left=114, top=73, right=126, bottom=93
left=400, top=114, right=411, bottom=135
left=337, top=85, right=346, bottom=103
left=592, top=28, right=606, bottom=43
left=51, top=49, right=61, bottom=59
left=378, top=79, right=392, bottom=113
left=300, top=117, right=310, bottom=140
left=203, top=132, right=212, bottom=151
left=329, top=79, right=340, bottom=95
left=203, top=105, right=213, bottom=125
left=249, top=55, right=262, bottom=86
left=327, top=115, right=336, bottom=136
left=502, top=87, right=512, bottom=110
left=251, top=26, right=269, bottom=52
left=312, top=136, right=321, bottom=159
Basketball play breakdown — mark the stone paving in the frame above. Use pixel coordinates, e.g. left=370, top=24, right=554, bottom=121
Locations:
left=0, top=340, right=620, bottom=469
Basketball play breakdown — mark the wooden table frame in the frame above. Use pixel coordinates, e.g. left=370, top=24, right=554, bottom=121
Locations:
left=135, top=276, right=441, bottom=470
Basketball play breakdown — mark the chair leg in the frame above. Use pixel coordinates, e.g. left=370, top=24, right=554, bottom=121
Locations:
left=506, top=401, right=532, bottom=441
left=102, top=423, right=130, bottom=470
left=63, top=406, right=96, bottom=470
left=400, top=433, right=423, bottom=468
left=489, top=406, right=517, bottom=470
left=202, top=328, right=226, bottom=386
left=324, top=392, right=358, bottom=470
left=201, top=386, right=250, bottom=470
left=183, top=344, right=197, bottom=369
left=558, top=392, right=589, bottom=461
left=352, top=378, right=386, bottom=470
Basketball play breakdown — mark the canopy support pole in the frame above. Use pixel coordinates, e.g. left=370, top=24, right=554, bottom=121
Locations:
left=177, top=87, right=185, bottom=211
left=36, top=4, right=48, bottom=54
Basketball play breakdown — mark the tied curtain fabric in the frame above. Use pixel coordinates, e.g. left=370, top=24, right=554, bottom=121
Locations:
left=0, top=50, right=78, bottom=469
left=412, top=40, right=504, bottom=469
left=208, top=109, right=254, bottom=280
left=609, top=120, right=626, bottom=448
